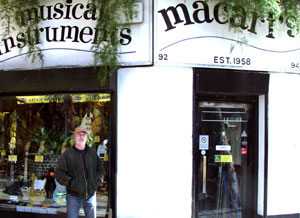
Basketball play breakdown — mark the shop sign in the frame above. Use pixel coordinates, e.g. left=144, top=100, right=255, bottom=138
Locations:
left=201, top=150, right=206, bottom=155
left=94, top=136, right=101, bottom=143
left=9, top=196, right=19, bottom=202
left=156, top=0, right=300, bottom=73
left=199, top=135, right=209, bottom=150
left=0, top=0, right=152, bottom=70
left=214, top=154, right=232, bottom=163
left=8, top=155, right=18, bottom=162
left=241, top=140, right=248, bottom=147
left=1, top=150, right=6, bottom=157
left=216, top=145, right=231, bottom=151
left=17, top=94, right=111, bottom=104
left=34, top=155, right=44, bottom=163
left=241, top=147, right=247, bottom=155
left=241, top=130, right=248, bottom=137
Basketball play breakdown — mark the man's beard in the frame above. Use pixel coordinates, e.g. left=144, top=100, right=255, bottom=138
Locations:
left=76, top=138, right=86, bottom=145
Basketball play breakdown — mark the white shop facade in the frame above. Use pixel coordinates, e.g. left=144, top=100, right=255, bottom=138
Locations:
left=0, top=0, right=299, bottom=218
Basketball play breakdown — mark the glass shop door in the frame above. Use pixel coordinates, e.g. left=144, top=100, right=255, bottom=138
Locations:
left=195, top=100, right=257, bottom=218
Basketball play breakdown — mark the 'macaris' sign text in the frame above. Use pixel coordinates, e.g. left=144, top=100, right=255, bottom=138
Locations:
left=158, top=0, right=299, bottom=39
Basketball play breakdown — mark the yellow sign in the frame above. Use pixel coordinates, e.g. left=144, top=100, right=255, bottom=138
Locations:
left=94, top=136, right=101, bottom=143
left=214, top=155, right=232, bottom=163
left=8, top=155, right=17, bottom=162
left=0, top=112, right=9, bottom=120
left=1, top=150, right=6, bottom=156
left=17, top=94, right=111, bottom=104
left=104, top=154, right=109, bottom=161
left=35, top=155, right=44, bottom=163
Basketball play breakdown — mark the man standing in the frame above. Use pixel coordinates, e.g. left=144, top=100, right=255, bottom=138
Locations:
left=55, top=126, right=104, bottom=218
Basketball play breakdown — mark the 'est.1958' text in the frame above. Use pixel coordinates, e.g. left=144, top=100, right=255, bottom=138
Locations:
left=214, top=56, right=251, bottom=66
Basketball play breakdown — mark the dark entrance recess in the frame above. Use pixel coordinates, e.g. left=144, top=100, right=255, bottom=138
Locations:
left=0, top=67, right=113, bottom=94
left=193, top=68, right=269, bottom=218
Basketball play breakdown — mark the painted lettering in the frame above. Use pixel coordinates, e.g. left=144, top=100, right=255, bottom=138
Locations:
left=192, top=1, right=213, bottom=24
left=158, top=4, right=195, bottom=31
left=42, top=26, right=59, bottom=42
left=286, top=15, right=299, bottom=37
left=64, top=1, right=73, bottom=19
left=0, top=0, right=133, bottom=57
left=3, top=37, right=16, bottom=54
left=72, top=3, right=84, bottom=20
left=228, top=6, right=248, bottom=30
left=214, top=2, right=227, bottom=24
left=40, top=5, right=53, bottom=20
left=60, top=25, right=80, bottom=42
left=120, top=28, right=132, bottom=45
left=16, top=33, right=26, bottom=49
left=19, top=7, right=39, bottom=26
left=84, top=3, right=97, bottom=20
left=80, top=26, right=93, bottom=43
left=53, top=3, right=64, bottom=19
left=158, top=0, right=298, bottom=39
left=247, top=12, right=261, bottom=34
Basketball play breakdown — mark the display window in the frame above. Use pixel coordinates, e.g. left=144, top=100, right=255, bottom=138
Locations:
left=0, top=93, right=111, bottom=216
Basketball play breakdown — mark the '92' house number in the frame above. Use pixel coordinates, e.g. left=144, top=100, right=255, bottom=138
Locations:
left=158, top=54, right=168, bottom=60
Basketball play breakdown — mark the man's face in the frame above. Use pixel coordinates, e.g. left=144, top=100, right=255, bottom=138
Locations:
left=74, top=132, right=88, bottom=146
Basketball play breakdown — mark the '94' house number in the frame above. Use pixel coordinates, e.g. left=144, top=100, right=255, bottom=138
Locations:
left=291, top=62, right=300, bottom=70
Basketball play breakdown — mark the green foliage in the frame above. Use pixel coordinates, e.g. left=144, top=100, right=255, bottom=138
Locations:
left=215, top=0, right=300, bottom=34
left=29, top=126, right=61, bottom=154
left=0, top=0, right=43, bottom=62
left=89, top=0, right=137, bottom=84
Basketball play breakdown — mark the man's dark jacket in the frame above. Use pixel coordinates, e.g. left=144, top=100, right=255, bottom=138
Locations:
left=55, top=146, right=104, bottom=199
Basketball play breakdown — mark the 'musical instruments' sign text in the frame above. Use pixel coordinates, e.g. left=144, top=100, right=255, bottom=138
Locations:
left=0, top=0, right=152, bottom=70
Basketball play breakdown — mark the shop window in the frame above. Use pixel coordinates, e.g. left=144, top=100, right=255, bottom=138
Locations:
left=0, top=93, right=111, bottom=216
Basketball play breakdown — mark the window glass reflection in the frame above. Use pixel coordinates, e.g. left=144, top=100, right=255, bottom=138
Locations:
left=0, top=93, right=110, bottom=216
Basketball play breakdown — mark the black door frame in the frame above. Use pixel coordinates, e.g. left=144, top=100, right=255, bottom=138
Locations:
left=195, top=94, right=258, bottom=218
left=192, top=68, right=269, bottom=218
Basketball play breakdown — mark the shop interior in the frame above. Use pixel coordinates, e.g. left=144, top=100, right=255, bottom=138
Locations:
left=0, top=93, right=111, bottom=217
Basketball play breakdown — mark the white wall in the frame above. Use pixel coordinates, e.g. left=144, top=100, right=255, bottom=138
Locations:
left=117, top=66, right=193, bottom=218
left=268, top=73, right=300, bottom=215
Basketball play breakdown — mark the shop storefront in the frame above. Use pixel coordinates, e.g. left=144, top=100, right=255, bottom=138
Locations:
left=0, top=68, right=117, bottom=217
left=0, top=0, right=300, bottom=218
left=0, top=0, right=152, bottom=217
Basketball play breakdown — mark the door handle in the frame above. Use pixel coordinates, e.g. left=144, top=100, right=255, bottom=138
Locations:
left=203, top=156, right=207, bottom=194
left=199, top=155, right=207, bottom=200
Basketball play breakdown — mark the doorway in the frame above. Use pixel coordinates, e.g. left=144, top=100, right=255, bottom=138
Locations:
left=193, top=68, right=269, bottom=218
left=194, top=97, right=257, bottom=218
